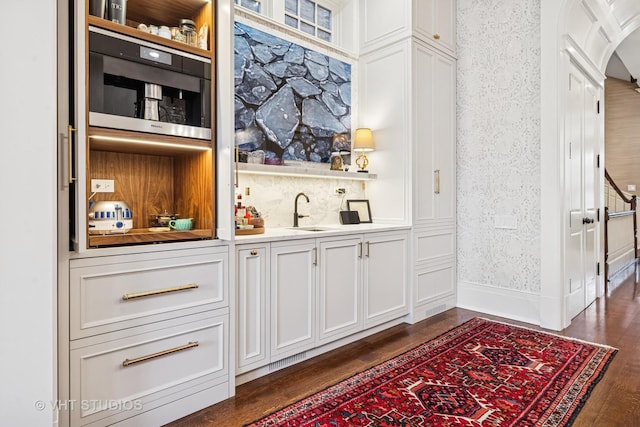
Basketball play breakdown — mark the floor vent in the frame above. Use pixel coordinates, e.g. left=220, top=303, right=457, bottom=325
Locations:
left=426, top=304, right=447, bottom=318
left=269, top=352, right=307, bottom=372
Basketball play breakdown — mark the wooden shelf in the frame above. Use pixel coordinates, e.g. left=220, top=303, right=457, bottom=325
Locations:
left=88, top=15, right=212, bottom=58
left=89, top=228, right=213, bottom=247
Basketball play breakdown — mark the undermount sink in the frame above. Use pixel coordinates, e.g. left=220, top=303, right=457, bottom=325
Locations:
left=289, top=226, right=335, bottom=232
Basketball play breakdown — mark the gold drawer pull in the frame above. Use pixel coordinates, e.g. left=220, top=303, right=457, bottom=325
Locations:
left=435, top=169, right=441, bottom=194
left=122, top=283, right=199, bottom=301
left=250, top=249, right=258, bottom=255
left=433, top=33, right=441, bottom=40
left=122, top=341, right=199, bottom=367
left=67, top=125, right=77, bottom=184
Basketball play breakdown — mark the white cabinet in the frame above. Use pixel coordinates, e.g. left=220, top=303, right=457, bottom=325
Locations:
left=69, top=249, right=227, bottom=340
left=317, top=236, right=363, bottom=345
left=359, top=0, right=456, bottom=56
left=363, top=231, right=410, bottom=327
left=414, top=0, right=456, bottom=55
left=235, top=229, right=409, bottom=379
left=64, top=246, right=230, bottom=427
left=236, top=244, right=269, bottom=373
left=69, top=312, right=228, bottom=427
left=359, top=1, right=457, bottom=325
left=270, top=239, right=317, bottom=361
left=413, top=41, right=456, bottom=226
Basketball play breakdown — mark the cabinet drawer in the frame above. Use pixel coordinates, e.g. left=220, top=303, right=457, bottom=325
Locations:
left=69, top=313, right=228, bottom=427
left=70, top=249, right=228, bottom=339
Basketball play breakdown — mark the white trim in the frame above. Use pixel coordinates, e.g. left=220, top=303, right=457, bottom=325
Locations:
left=457, top=281, right=541, bottom=327
left=562, top=35, right=607, bottom=86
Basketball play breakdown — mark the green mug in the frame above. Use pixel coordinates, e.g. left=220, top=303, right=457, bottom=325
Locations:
left=169, top=218, right=193, bottom=230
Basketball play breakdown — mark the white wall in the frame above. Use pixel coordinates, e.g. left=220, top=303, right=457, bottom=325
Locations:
left=0, top=0, right=57, bottom=424
left=457, top=1, right=542, bottom=299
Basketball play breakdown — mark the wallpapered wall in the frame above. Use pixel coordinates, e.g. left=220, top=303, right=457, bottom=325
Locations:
left=457, top=0, right=542, bottom=292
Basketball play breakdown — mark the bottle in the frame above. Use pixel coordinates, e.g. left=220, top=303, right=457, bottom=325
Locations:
left=236, top=194, right=246, bottom=222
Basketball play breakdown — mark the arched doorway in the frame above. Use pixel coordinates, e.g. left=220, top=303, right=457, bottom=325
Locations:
left=540, top=0, right=640, bottom=330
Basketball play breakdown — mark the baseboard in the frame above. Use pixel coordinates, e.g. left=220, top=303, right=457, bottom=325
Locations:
left=457, top=280, right=540, bottom=326
left=405, top=295, right=456, bottom=324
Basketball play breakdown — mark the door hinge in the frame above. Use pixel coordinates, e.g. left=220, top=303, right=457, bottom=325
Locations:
left=597, top=100, right=600, bottom=114
left=597, top=262, right=601, bottom=276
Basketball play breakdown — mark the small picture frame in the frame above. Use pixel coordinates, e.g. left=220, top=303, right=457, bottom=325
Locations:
left=347, top=199, right=372, bottom=223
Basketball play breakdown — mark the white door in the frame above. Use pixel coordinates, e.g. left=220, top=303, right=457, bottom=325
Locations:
left=583, top=83, right=599, bottom=307
left=566, top=62, right=599, bottom=320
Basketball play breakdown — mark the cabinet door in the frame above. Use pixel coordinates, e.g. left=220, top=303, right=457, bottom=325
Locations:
left=317, top=236, right=363, bottom=345
left=414, top=0, right=456, bottom=55
left=270, top=240, right=316, bottom=361
left=363, top=231, right=409, bottom=328
left=236, top=244, right=269, bottom=373
left=414, top=43, right=456, bottom=224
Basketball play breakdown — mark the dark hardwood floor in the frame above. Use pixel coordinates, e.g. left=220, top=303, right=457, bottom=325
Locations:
left=166, top=269, right=640, bottom=426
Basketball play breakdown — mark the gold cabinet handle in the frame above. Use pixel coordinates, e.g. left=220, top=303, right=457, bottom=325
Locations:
left=365, top=241, right=370, bottom=258
left=235, top=145, right=239, bottom=188
left=67, top=125, right=76, bottom=184
left=250, top=249, right=258, bottom=256
left=358, top=242, right=363, bottom=258
left=435, top=170, right=441, bottom=194
left=122, top=341, right=199, bottom=367
left=312, top=247, right=318, bottom=266
left=433, top=33, right=441, bottom=40
left=122, top=283, right=199, bottom=301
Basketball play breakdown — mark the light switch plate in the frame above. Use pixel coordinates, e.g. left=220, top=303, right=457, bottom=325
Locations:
left=494, top=215, right=517, bottom=230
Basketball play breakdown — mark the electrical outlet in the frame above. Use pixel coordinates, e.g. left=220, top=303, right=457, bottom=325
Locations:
left=335, top=188, right=346, bottom=195
left=91, top=179, right=115, bottom=193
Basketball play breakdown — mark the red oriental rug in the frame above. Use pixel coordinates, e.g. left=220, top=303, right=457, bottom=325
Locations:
left=244, top=317, right=617, bottom=427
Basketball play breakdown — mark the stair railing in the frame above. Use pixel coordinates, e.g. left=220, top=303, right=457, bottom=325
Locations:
left=604, top=169, right=637, bottom=291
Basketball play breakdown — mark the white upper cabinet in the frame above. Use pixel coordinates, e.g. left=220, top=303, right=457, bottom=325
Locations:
left=359, top=0, right=456, bottom=56
left=414, top=0, right=456, bottom=56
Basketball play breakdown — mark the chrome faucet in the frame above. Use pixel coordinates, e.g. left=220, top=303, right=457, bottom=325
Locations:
left=293, top=192, right=310, bottom=227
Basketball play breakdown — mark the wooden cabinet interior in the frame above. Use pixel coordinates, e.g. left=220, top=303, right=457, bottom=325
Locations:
left=83, top=0, right=216, bottom=249
left=87, top=0, right=214, bottom=54
left=88, top=145, right=214, bottom=247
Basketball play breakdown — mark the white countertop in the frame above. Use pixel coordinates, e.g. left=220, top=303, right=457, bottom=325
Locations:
left=234, top=223, right=411, bottom=244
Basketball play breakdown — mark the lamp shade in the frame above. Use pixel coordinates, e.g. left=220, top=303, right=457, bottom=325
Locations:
left=353, top=128, right=375, bottom=152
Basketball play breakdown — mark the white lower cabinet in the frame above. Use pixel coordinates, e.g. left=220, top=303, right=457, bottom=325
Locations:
left=363, top=231, right=410, bottom=328
left=270, top=239, right=317, bottom=361
left=317, top=236, right=363, bottom=345
left=236, top=229, right=409, bottom=378
left=65, top=246, right=230, bottom=427
left=236, top=244, right=269, bottom=373
left=411, top=226, right=456, bottom=321
left=69, top=312, right=228, bottom=427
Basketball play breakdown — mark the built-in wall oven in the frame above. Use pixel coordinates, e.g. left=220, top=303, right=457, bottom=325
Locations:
left=88, top=26, right=212, bottom=140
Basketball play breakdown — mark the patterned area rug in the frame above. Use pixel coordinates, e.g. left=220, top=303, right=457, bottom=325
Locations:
left=245, top=317, right=617, bottom=427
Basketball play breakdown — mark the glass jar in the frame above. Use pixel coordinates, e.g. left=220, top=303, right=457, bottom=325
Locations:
left=179, top=19, right=197, bottom=47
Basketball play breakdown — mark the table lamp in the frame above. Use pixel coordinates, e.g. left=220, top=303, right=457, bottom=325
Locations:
left=353, top=128, right=375, bottom=173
